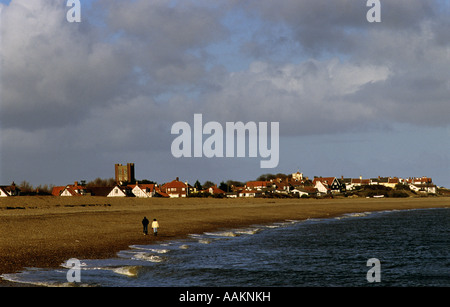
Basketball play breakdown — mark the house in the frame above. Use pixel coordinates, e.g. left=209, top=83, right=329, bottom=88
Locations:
left=203, top=185, right=226, bottom=196
left=161, top=177, right=189, bottom=198
left=291, top=186, right=318, bottom=197
left=370, top=177, right=389, bottom=186
left=59, top=182, right=89, bottom=196
left=351, top=177, right=370, bottom=187
left=51, top=186, right=66, bottom=196
left=130, top=183, right=156, bottom=198
left=154, top=186, right=170, bottom=198
left=245, top=181, right=271, bottom=191
left=0, top=182, right=20, bottom=197
left=238, top=190, right=262, bottom=197
left=272, top=179, right=292, bottom=194
left=291, top=171, right=304, bottom=181
left=313, top=179, right=330, bottom=195
left=313, top=177, right=345, bottom=194
left=107, top=185, right=133, bottom=197
left=408, top=183, right=437, bottom=194
left=404, top=177, right=436, bottom=194
left=386, top=177, right=400, bottom=189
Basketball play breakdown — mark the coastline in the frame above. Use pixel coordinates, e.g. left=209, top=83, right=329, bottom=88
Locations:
left=1, top=196, right=449, bottom=286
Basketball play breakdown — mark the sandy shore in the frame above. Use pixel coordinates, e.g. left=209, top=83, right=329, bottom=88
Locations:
left=1, top=196, right=449, bottom=283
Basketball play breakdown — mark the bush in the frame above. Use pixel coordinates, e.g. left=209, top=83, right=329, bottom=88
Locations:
left=391, top=191, right=409, bottom=198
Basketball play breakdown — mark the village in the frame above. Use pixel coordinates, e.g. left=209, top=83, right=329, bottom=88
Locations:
left=0, top=163, right=441, bottom=199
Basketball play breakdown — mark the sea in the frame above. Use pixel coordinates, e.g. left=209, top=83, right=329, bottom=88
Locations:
left=1, top=207, right=449, bottom=287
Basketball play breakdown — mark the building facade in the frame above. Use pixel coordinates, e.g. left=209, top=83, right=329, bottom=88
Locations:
left=115, top=163, right=135, bottom=184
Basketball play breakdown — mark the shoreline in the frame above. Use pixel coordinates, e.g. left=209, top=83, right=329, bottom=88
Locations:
left=1, top=196, right=449, bottom=286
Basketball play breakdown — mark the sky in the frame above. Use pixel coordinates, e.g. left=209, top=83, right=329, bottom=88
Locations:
left=0, top=0, right=449, bottom=188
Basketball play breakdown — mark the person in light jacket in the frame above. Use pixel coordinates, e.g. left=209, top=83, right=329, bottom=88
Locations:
left=152, top=218, right=159, bottom=236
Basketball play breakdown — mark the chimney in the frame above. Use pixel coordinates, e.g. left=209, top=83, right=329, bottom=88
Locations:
left=176, top=177, right=179, bottom=181
left=74, top=181, right=78, bottom=186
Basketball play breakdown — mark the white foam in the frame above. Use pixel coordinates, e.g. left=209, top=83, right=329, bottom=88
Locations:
left=198, top=238, right=213, bottom=244
left=204, top=231, right=238, bottom=237
left=132, top=252, right=164, bottom=263
left=235, top=228, right=261, bottom=235
left=148, top=248, right=170, bottom=254
left=335, top=212, right=372, bottom=220
left=112, top=266, right=140, bottom=277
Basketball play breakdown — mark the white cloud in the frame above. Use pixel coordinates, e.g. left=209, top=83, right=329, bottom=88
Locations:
left=199, top=58, right=391, bottom=135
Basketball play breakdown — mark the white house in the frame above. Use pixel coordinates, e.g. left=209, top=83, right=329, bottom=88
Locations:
left=1, top=182, right=20, bottom=197
left=0, top=187, right=10, bottom=197
left=107, top=185, right=131, bottom=197
left=131, top=183, right=156, bottom=198
left=409, top=183, right=436, bottom=194
left=238, top=190, right=261, bottom=197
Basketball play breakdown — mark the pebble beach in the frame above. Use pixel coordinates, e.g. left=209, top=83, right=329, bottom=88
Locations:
left=1, top=196, right=449, bottom=285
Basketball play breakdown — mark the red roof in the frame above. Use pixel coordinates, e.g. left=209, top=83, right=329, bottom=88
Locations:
left=162, top=179, right=187, bottom=189
left=129, top=183, right=156, bottom=192
left=206, top=186, right=225, bottom=194
left=312, top=177, right=335, bottom=186
left=51, top=186, right=66, bottom=196
left=246, top=181, right=270, bottom=188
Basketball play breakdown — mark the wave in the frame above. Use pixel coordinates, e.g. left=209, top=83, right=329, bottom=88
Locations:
left=198, top=238, right=213, bottom=244
left=131, top=252, right=165, bottom=263
left=129, top=245, right=170, bottom=254
left=335, top=212, right=373, bottom=220
left=204, top=231, right=239, bottom=237
left=112, top=266, right=140, bottom=277
left=235, top=228, right=261, bottom=235
left=1, top=273, right=92, bottom=287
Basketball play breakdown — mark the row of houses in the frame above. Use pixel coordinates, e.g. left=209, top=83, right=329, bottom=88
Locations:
left=0, top=173, right=437, bottom=198
left=310, top=175, right=436, bottom=195
left=227, top=174, right=437, bottom=197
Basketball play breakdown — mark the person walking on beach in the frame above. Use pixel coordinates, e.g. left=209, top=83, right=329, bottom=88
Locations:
left=152, top=218, right=159, bottom=236
left=142, top=216, right=149, bottom=235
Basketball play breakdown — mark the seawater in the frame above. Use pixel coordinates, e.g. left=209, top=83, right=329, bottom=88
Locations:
left=2, top=208, right=449, bottom=287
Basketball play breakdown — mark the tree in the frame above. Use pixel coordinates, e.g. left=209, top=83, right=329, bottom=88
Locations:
left=219, top=181, right=230, bottom=193
left=203, top=181, right=215, bottom=189
left=19, top=180, right=34, bottom=193
left=87, top=177, right=115, bottom=187
left=194, top=180, right=203, bottom=191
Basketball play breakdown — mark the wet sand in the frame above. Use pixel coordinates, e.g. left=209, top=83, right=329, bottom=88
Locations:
left=1, top=196, right=449, bottom=283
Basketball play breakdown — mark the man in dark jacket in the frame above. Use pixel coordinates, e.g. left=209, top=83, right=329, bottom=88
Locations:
left=142, top=216, right=149, bottom=235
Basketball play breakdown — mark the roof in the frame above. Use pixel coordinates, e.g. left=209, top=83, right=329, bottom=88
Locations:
left=312, top=177, right=335, bottom=186
left=89, top=186, right=114, bottom=196
left=162, top=179, right=187, bottom=189
left=246, top=181, right=271, bottom=188
left=0, top=184, right=20, bottom=193
left=206, top=186, right=226, bottom=194
left=351, top=178, right=371, bottom=185
left=129, top=183, right=156, bottom=192
left=388, top=177, right=399, bottom=184
left=51, top=186, right=66, bottom=196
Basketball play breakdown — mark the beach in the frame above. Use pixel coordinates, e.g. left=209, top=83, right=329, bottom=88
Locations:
left=1, top=196, right=449, bottom=283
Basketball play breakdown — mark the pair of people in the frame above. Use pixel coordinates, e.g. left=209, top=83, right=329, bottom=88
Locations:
left=142, top=217, right=159, bottom=236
